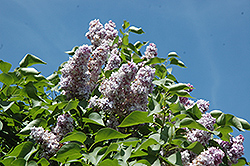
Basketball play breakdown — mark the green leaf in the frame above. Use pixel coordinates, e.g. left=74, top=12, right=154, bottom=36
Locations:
left=231, top=157, right=247, bottom=166
left=95, top=128, right=130, bottom=143
left=27, top=160, right=38, bottom=166
left=118, top=111, right=153, bottom=127
left=174, top=90, right=192, bottom=98
left=24, top=82, right=42, bottom=101
left=63, top=100, right=79, bottom=112
left=37, top=158, right=50, bottom=166
left=82, top=112, right=105, bottom=126
left=168, top=83, right=193, bottom=92
left=131, top=138, right=159, bottom=157
left=169, top=103, right=186, bottom=113
left=185, top=141, right=204, bottom=155
left=52, top=143, right=82, bottom=163
left=135, top=159, right=151, bottom=166
left=229, top=116, right=244, bottom=131
left=0, top=120, right=3, bottom=131
left=99, top=159, right=119, bottom=166
left=186, top=104, right=202, bottom=119
left=19, top=118, right=46, bottom=135
left=216, top=126, right=233, bottom=141
left=65, top=46, right=79, bottom=55
left=167, top=151, right=183, bottom=166
left=60, top=131, right=86, bottom=144
left=7, top=141, right=33, bottom=158
left=99, top=143, right=119, bottom=163
left=11, top=158, right=26, bottom=166
left=169, top=57, right=186, bottom=68
left=112, top=36, right=120, bottom=46
left=134, top=41, right=148, bottom=49
left=132, top=54, right=144, bottom=63
left=237, top=117, right=250, bottom=130
left=144, top=57, right=166, bottom=66
left=122, top=35, right=129, bottom=45
left=148, top=97, right=162, bottom=116
left=19, top=67, right=40, bottom=75
left=180, top=118, right=208, bottom=131
left=122, top=20, right=130, bottom=30
left=167, top=52, right=179, bottom=58
left=19, top=54, right=46, bottom=67
left=0, top=60, right=12, bottom=73
left=0, top=157, right=15, bottom=166
left=129, top=26, right=144, bottom=34
left=0, top=73, right=14, bottom=85
left=210, top=110, right=223, bottom=118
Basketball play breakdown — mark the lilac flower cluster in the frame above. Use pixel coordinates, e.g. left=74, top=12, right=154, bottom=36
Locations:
left=30, top=127, right=60, bottom=158
left=60, top=45, right=92, bottom=100
left=104, top=48, right=121, bottom=71
left=85, top=19, right=118, bottom=49
left=53, top=114, right=74, bottom=141
left=186, top=113, right=216, bottom=146
left=30, top=114, right=74, bottom=158
left=130, top=66, right=155, bottom=111
left=98, top=62, right=138, bottom=114
left=190, top=147, right=225, bottom=166
left=60, top=20, right=120, bottom=100
left=216, top=134, right=244, bottom=165
left=142, top=43, right=158, bottom=60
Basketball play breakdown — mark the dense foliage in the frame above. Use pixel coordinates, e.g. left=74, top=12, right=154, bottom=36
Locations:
left=0, top=19, right=249, bottom=166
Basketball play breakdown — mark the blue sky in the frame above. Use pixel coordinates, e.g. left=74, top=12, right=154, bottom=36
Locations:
left=1, top=0, right=250, bottom=161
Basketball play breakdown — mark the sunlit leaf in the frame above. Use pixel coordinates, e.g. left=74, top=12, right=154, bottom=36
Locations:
left=0, top=73, right=14, bottom=85
left=19, top=67, right=40, bottom=75
left=129, top=26, right=144, bottom=34
left=0, top=60, right=12, bottom=73
left=167, top=52, right=179, bottom=58
left=52, top=143, right=82, bottom=163
left=60, top=131, right=86, bottom=144
left=118, top=111, right=153, bottom=127
left=169, top=57, right=186, bottom=68
left=95, top=128, right=130, bottom=143
left=99, top=159, right=119, bottom=166
left=122, top=20, right=130, bottom=30
left=19, top=54, right=46, bottom=67
left=63, top=100, right=79, bottom=112
left=65, top=46, right=79, bottom=55
left=167, top=151, right=182, bottom=166
left=37, top=158, right=50, bottom=166
left=19, top=118, right=46, bottom=135
left=7, top=141, right=33, bottom=158
left=82, top=112, right=105, bottom=126
left=180, top=118, right=208, bottom=131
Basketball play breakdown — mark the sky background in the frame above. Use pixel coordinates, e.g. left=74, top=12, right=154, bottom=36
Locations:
left=1, top=0, right=250, bottom=161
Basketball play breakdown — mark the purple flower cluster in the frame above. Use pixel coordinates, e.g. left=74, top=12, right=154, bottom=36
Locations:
left=60, top=45, right=92, bottom=100
left=30, top=127, right=60, bottom=158
left=98, top=62, right=138, bottom=114
left=190, top=147, right=225, bottom=166
left=216, top=134, right=244, bottom=165
left=60, top=20, right=121, bottom=100
left=142, top=43, right=158, bottom=60
left=53, top=114, right=74, bottom=141
left=104, top=48, right=121, bottom=71
left=181, top=98, right=210, bottom=113
left=88, top=44, right=109, bottom=91
left=85, top=19, right=118, bottom=49
left=30, top=114, right=74, bottom=158
left=130, top=66, right=155, bottom=111
left=187, top=113, right=216, bottom=146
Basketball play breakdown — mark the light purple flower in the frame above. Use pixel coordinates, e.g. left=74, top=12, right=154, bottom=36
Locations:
left=104, top=48, right=121, bottom=71
left=60, top=44, right=92, bottom=100
left=53, top=114, right=74, bottom=141
left=196, top=99, right=210, bottom=113
left=187, top=113, right=216, bottom=145
left=216, top=134, right=244, bottom=165
left=190, top=147, right=224, bottom=166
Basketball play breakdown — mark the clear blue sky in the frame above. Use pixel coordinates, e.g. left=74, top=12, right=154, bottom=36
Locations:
left=1, top=0, right=250, bottom=161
